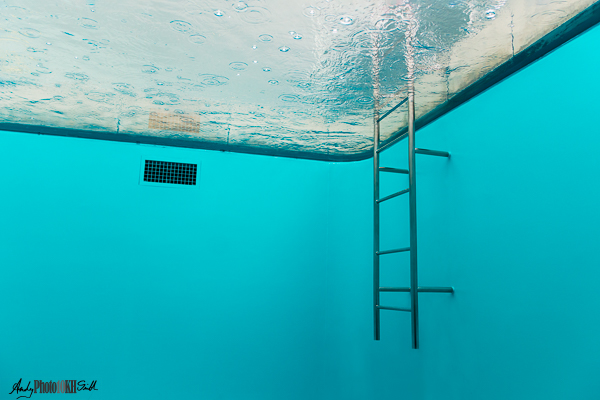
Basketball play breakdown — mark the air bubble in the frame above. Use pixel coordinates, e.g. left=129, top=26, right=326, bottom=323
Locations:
left=214, top=10, right=224, bottom=17
left=485, top=10, right=496, bottom=19
left=279, top=46, right=290, bottom=52
left=252, top=45, right=257, bottom=49
left=268, top=80, right=279, bottom=85
left=293, top=34, right=302, bottom=40
left=263, top=67, right=271, bottom=72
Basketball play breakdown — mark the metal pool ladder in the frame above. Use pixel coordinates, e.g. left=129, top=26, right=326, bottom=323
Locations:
left=373, top=86, right=454, bottom=349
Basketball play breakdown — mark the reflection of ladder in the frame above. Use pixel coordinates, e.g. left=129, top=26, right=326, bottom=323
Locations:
left=373, top=89, right=454, bottom=349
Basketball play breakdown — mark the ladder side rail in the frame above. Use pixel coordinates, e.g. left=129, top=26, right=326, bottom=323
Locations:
left=406, top=7, right=419, bottom=350
left=374, top=110, right=381, bottom=341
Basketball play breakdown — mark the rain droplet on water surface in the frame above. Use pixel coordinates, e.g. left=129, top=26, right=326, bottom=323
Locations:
left=303, top=7, right=319, bottom=17
left=339, top=16, right=354, bottom=25
left=233, top=2, right=248, bottom=12
left=229, top=62, right=248, bottom=71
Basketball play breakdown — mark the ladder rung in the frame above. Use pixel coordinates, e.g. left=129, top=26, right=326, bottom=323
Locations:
left=376, top=305, right=411, bottom=312
left=377, top=97, right=408, bottom=122
left=376, top=188, right=409, bottom=203
left=379, top=167, right=409, bottom=174
left=376, top=132, right=408, bottom=153
left=415, top=148, right=450, bottom=158
left=379, top=286, right=454, bottom=293
left=377, top=247, right=410, bottom=256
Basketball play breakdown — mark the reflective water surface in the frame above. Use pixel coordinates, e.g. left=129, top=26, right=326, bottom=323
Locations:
left=0, top=0, right=596, bottom=158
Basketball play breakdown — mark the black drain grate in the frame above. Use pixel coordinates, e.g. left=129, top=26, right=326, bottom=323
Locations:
left=143, top=160, right=197, bottom=186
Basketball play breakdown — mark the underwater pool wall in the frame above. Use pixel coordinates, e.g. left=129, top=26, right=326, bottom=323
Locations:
left=1, top=22, right=599, bottom=400
left=0, top=135, right=336, bottom=399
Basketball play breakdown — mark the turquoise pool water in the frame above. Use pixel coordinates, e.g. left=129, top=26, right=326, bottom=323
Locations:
left=1, top=5, right=600, bottom=400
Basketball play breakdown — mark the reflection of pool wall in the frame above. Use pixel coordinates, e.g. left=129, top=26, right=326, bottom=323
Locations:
left=0, top=21, right=600, bottom=400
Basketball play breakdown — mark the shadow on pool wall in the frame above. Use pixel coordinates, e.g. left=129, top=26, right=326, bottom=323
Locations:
left=0, top=25, right=599, bottom=400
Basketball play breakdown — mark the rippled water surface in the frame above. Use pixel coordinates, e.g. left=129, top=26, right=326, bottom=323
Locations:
left=0, top=0, right=595, bottom=158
